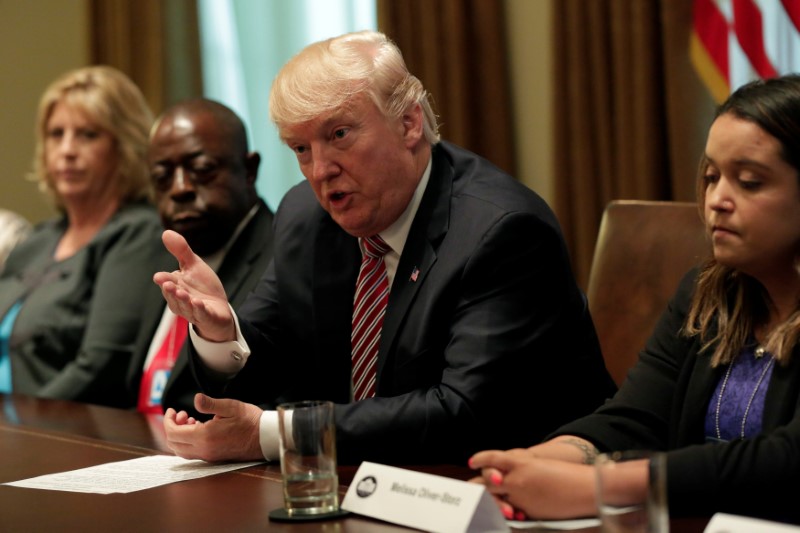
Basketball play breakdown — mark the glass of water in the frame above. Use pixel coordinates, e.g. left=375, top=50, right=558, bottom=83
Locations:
left=595, top=450, right=668, bottom=533
left=277, top=400, right=339, bottom=516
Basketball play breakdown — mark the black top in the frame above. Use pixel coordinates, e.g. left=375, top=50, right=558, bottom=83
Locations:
left=555, top=269, right=800, bottom=522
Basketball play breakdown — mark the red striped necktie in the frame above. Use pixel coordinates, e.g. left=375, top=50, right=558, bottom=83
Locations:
left=351, top=235, right=391, bottom=401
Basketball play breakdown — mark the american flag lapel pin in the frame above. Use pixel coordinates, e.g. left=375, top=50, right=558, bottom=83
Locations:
left=410, top=266, right=420, bottom=282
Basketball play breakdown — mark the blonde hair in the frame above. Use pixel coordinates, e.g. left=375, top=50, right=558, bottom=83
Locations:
left=684, top=75, right=800, bottom=367
left=269, top=30, right=440, bottom=144
left=33, top=66, right=154, bottom=210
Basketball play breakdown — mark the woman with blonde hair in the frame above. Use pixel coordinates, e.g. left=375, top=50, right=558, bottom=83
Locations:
left=471, top=74, right=800, bottom=523
left=0, top=66, right=161, bottom=406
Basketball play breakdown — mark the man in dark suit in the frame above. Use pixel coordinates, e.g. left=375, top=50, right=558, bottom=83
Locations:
left=128, top=98, right=274, bottom=416
left=156, top=31, right=615, bottom=465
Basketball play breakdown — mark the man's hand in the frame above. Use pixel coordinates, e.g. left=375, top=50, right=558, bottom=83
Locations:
left=164, top=393, right=264, bottom=462
left=153, top=230, right=235, bottom=342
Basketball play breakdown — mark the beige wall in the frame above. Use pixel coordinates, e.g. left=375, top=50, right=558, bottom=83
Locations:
left=1, top=1, right=554, bottom=222
left=0, top=0, right=89, bottom=223
left=505, top=0, right=554, bottom=206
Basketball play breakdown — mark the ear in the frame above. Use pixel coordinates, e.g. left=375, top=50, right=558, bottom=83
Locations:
left=401, top=102, right=425, bottom=148
left=244, top=151, right=261, bottom=186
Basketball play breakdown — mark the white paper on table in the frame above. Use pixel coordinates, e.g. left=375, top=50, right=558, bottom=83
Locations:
left=704, top=512, right=800, bottom=532
left=508, top=518, right=601, bottom=530
left=3, top=454, right=263, bottom=494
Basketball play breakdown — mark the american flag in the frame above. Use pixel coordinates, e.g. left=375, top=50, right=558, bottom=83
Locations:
left=410, top=267, right=420, bottom=282
left=691, top=0, right=800, bottom=103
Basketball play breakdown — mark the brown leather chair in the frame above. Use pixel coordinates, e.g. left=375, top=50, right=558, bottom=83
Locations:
left=586, top=200, right=709, bottom=386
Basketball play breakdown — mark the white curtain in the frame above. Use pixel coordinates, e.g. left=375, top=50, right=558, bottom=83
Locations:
left=198, top=0, right=377, bottom=210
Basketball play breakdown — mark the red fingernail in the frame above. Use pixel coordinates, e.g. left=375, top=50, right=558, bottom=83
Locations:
left=502, top=507, right=513, bottom=520
left=467, top=457, right=474, bottom=468
left=515, top=510, right=526, bottom=521
left=491, top=472, right=502, bottom=485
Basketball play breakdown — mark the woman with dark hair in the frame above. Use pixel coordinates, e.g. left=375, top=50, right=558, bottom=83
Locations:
left=470, top=74, right=800, bottom=523
left=0, top=66, right=161, bottom=406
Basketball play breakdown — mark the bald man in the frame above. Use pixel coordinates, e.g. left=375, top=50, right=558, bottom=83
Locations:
left=126, top=99, right=275, bottom=416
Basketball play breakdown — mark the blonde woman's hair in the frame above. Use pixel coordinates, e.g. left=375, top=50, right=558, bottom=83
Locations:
left=685, top=75, right=800, bottom=367
left=269, top=30, right=440, bottom=144
left=32, top=65, right=154, bottom=210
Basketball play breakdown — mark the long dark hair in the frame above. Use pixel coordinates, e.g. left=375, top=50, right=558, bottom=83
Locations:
left=685, top=75, right=800, bottom=367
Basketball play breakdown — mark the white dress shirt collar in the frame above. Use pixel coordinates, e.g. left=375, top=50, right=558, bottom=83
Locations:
left=360, top=156, right=433, bottom=287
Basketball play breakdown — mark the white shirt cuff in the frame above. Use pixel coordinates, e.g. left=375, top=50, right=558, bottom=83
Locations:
left=259, top=410, right=281, bottom=461
left=190, top=306, right=251, bottom=374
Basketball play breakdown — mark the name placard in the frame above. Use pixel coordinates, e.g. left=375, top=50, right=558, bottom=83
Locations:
left=341, top=461, right=509, bottom=533
left=705, top=513, right=800, bottom=533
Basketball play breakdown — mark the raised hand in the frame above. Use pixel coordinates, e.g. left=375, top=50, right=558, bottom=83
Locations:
left=153, top=230, right=235, bottom=342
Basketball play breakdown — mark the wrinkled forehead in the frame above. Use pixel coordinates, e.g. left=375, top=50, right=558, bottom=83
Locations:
left=152, top=112, right=236, bottom=155
left=278, top=93, right=376, bottom=143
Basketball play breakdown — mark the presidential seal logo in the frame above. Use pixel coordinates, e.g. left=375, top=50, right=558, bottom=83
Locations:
left=355, top=475, right=377, bottom=497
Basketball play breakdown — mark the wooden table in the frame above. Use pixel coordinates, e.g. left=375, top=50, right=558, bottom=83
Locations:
left=0, top=394, right=708, bottom=532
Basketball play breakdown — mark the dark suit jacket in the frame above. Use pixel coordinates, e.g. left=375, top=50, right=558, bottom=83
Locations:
left=196, top=141, right=616, bottom=465
left=126, top=200, right=274, bottom=415
left=555, top=269, right=800, bottom=522
left=0, top=202, right=162, bottom=406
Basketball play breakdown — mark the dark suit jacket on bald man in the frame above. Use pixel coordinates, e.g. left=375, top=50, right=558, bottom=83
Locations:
left=191, top=141, right=615, bottom=465
left=126, top=199, right=274, bottom=414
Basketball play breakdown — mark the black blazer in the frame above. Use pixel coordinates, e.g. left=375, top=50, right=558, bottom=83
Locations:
left=126, top=200, right=275, bottom=414
left=556, top=269, right=800, bottom=522
left=195, top=142, right=616, bottom=464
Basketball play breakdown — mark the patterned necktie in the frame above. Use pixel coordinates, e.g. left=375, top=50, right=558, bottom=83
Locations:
left=351, top=235, right=391, bottom=401
left=137, top=314, right=188, bottom=414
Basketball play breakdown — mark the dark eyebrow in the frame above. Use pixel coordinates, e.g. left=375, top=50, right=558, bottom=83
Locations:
left=183, top=151, right=208, bottom=161
left=153, top=151, right=206, bottom=166
left=703, top=154, right=773, bottom=172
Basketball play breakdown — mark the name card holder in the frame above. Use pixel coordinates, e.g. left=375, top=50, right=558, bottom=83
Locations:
left=341, top=462, right=509, bottom=533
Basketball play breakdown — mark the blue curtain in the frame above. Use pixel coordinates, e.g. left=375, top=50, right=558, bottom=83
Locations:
left=198, top=0, right=377, bottom=211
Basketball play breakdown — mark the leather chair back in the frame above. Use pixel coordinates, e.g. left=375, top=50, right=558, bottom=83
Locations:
left=587, top=200, right=709, bottom=386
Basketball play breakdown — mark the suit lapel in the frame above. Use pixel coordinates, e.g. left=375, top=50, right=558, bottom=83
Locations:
left=676, top=347, right=720, bottom=444
left=312, top=214, right=361, bottom=369
left=217, top=204, right=273, bottom=305
left=376, top=147, right=452, bottom=386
